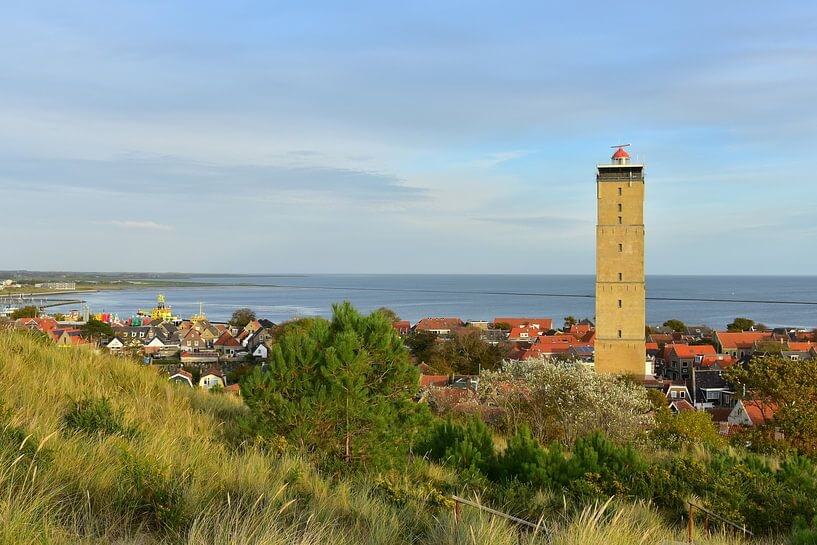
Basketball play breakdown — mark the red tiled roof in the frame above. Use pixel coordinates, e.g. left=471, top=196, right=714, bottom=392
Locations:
left=670, top=399, right=695, bottom=412
left=787, top=342, right=817, bottom=351
left=508, top=325, right=542, bottom=340
left=392, top=320, right=411, bottom=332
left=214, top=331, right=241, bottom=347
left=415, top=318, right=462, bottom=331
left=669, top=343, right=716, bottom=359
left=716, top=331, right=772, bottom=349
left=494, top=317, right=553, bottom=330
left=419, top=374, right=449, bottom=388
left=700, top=354, right=736, bottom=368
left=743, top=400, right=779, bottom=426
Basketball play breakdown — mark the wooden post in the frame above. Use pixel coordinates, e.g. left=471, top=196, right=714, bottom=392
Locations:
left=687, top=503, right=695, bottom=544
left=454, top=499, right=461, bottom=525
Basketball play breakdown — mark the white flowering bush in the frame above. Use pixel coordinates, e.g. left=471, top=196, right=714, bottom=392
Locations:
left=479, top=357, right=653, bottom=446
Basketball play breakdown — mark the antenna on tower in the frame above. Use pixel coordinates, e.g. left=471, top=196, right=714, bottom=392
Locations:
left=610, top=143, right=631, bottom=149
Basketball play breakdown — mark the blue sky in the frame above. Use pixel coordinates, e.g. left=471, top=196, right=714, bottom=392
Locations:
left=3, top=1, right=816, bottom=274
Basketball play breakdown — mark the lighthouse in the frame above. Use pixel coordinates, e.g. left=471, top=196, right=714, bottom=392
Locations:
left=594, top=146, right=646, bottom=376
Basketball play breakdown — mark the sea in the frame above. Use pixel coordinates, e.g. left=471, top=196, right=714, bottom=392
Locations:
left=70, top=275, right=817, bottom=330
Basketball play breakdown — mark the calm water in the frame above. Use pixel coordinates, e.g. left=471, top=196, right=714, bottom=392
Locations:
left=75, top=275, right=817, bottom=329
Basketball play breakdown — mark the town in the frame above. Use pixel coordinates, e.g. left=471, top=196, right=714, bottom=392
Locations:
left=4, top=289, right=808, bottom=437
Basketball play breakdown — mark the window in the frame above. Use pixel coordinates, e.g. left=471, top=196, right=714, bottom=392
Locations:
left=618, top=299, right=622, bottom=308
left=618, top=216, right=622, bottom=224
left=618, top=187, right=622, bottom=196
left=618, top=243, right=623, bottom=252
left=618, top=272, right=623, bottom=281
left=617, top=330, right=622, bottom=338
left=671, top=391, right=678, bottom=399
left=617, top=203, right=622, bottom=212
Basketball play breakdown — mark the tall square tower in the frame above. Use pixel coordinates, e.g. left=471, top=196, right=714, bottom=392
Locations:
left=595, top=146, right=646, bottom=376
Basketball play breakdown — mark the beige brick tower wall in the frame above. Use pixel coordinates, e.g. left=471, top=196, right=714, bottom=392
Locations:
left=595, top=152, right=646, bottom=376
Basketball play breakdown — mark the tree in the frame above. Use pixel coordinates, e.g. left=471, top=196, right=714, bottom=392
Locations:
left=480, top=358, right=653, bottom=446
left=663, top=319, right=686, bottom=333
left=727, top=317, right=755, bottom=332
left=563, top=316, right=577, bottom=329
left=646, top=388, right=668, bottom=411
left=10, top=306, right=38, bottom=319
left=52, top=313, right=65, bottom=321
left=242, top=301, right=427, bottom=468
left=430, top=330, right=510, bottom=374
left=80, top=318, right=113, bottom=342
left=493, top=322, right=511, bottom=331
left=404, top=329, right=438, bottom=364
left=229, top=308, right=257, bottom=329
left=726, top=355, right=817, bottom=455
left=652, top=406, right=725, bottom=449
left=373, top=307, right=400, bottom=323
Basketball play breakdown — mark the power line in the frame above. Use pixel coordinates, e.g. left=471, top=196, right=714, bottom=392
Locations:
left=239, top=283, right=817, bottom=306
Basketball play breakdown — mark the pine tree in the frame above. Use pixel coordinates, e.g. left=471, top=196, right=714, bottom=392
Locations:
left=242, top=301, right=427, bottom=468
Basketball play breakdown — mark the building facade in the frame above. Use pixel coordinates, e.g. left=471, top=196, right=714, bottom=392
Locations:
left=595, top=146, right=646, bottom=375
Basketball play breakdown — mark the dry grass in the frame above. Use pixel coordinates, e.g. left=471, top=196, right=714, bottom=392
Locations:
left=0, top=331, right=780, bottom=545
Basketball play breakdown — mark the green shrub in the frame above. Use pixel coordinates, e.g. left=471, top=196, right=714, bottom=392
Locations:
left=62, top=397, right=139, bottom=439
left=415, top=417, right=496, bottom=474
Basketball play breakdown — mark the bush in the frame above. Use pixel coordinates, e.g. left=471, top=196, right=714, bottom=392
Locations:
left=416, top=417, right=496, bottom=474
left=62, top=397, right=139, bottom=439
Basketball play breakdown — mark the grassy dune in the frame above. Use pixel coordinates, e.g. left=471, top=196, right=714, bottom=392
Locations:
left=0, top=331, right=778, bottom=544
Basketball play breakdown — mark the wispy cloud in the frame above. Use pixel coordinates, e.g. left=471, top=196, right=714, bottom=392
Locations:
left=0, top=154, right=426, bottom=203
left=102, top=220, right=173, bottom=231
left=472, top=150, right=533, bottom=168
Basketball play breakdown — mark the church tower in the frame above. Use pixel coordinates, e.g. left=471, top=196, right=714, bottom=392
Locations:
left=595, top=146, right=646, bottom=376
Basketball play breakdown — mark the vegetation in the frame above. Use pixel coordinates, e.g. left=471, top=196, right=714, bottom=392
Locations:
left=228, top=307, right=257, bottom=329
left=404, top=328, right=510, bottom=374
left=2, top=310, right=815, bottom=544
left=10, top=305, right=38, bottom=319
left=242, top=302, right=427, bottom=468
left=663, top=319, right=686, bottom=332
left=80, top=318, right=114, bottom=342
left=728, top=317, right=757, bottom=331
left=726, top=354, right=817, bottom=455
left=479, top=358, right=652, bottom=446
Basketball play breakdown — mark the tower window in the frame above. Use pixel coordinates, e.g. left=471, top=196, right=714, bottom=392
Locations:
left=617, top=203, right=622, bottom=212
left=618, top=299, right=622, bottom=308
left=618, top=187, right=622, bottom=196
left=618, top=243, right=623, bottom=252
left=618, top=272, right=623, bottom=281
left=618, top=330, right=622, bottom=338
left=618, top=216, right=622, bottom=224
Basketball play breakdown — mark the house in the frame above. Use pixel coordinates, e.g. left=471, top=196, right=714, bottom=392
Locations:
left=714, top=331, right=773, bottom=359
left=419, top=375, right=450, bottom=388
left=245, top=326, right=274, bottom=351
left=661, top=343, right=716, bottom=380
left=199, top=367, right=227, bottom=390
left=392, top=320, right=411, bottom=336
left=214, top=331, right=243, bottom=359
left=252, top=343, right=270, bottom=359
left=414, top=317, right=463, bottom=335
left=168, top=369, right=194, bottom=387
left=685, top=325, right=714, bottom=340
left=669, top=399, right=696, bottom=413
left=224, top=383, right=241, bottom=396
left=567, top=345, right=594, bottom=362
left=494, top=317, right=553, bottom=331
left=728, top=399, right=779, bottom=427
left=507, top=325, right=543, bottom=341
left=663, top=383, right=692, bottom=402
left=179, top=329, right=204, bottom=352
left=105, top=337, right=124, bottom=352
left=686, top=368, right=735, bottom=409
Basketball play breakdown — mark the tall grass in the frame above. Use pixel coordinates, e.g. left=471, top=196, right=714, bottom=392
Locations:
left=0, top=331, right=781, bottom=544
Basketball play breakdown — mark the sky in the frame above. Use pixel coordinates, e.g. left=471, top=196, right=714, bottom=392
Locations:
left=3, top=1, right=817, bottom=275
